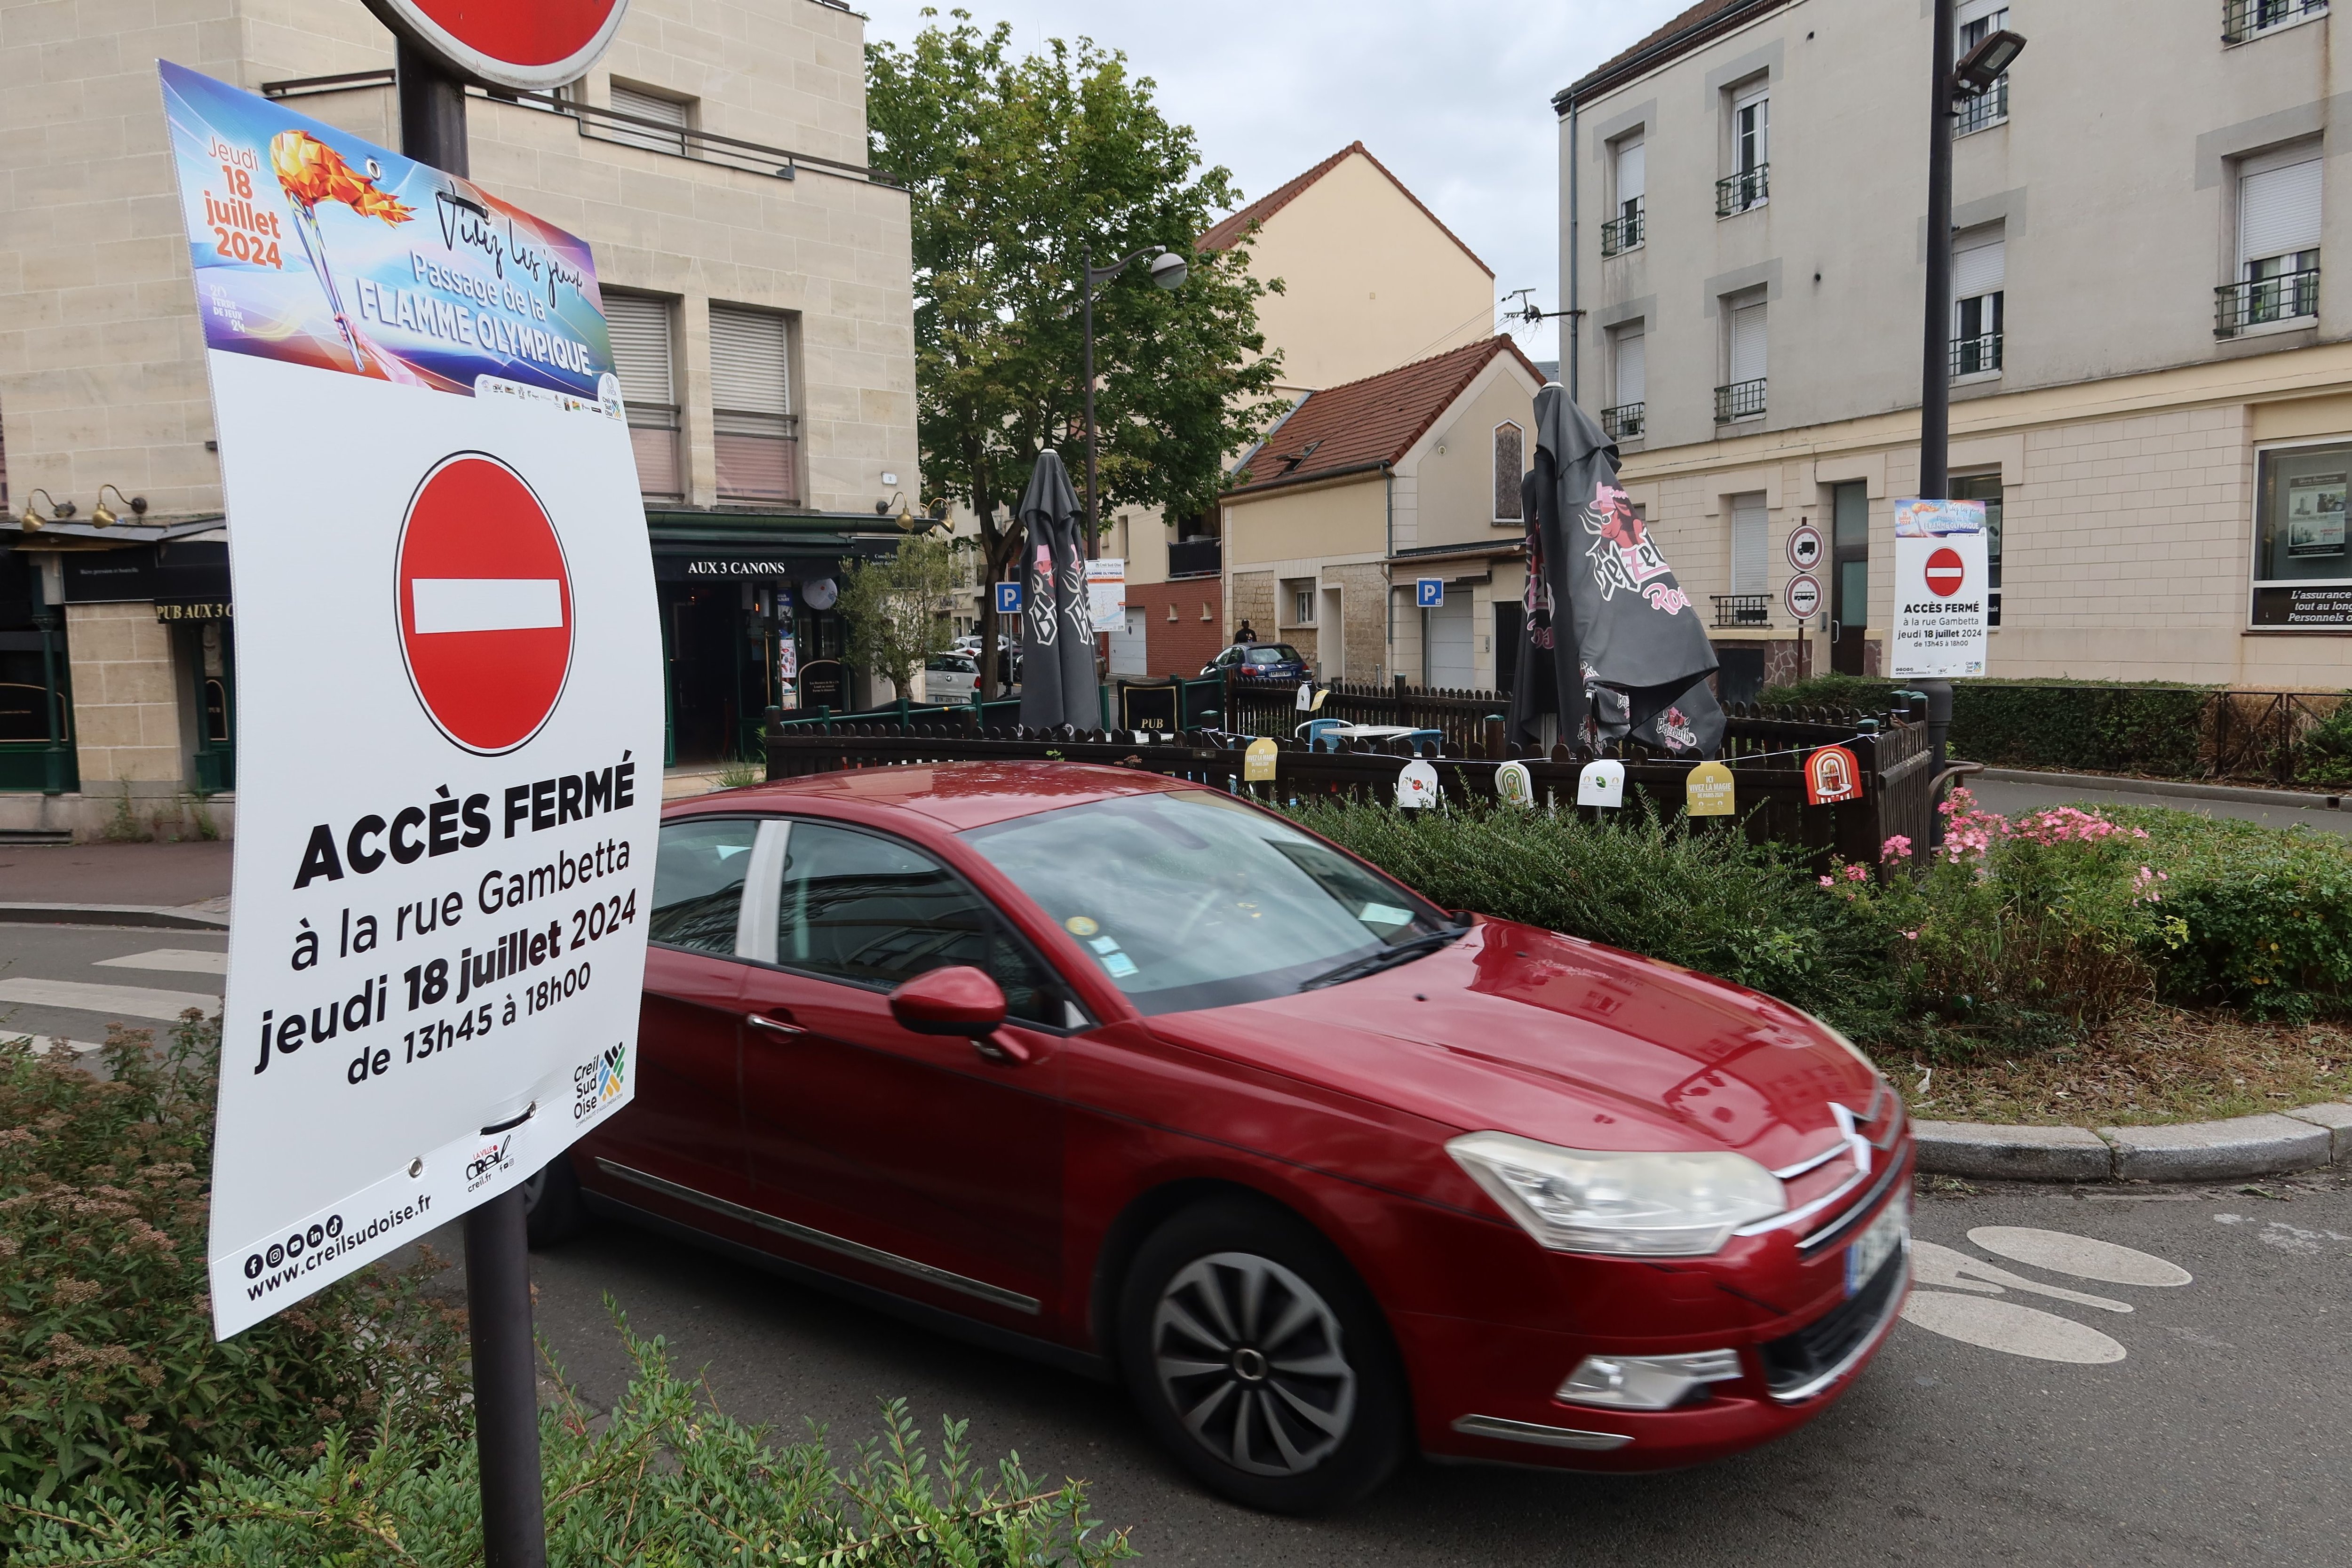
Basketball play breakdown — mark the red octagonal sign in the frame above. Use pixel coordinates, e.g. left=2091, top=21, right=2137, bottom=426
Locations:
left=396, top=454, right=572, bottom=755
left=1924, top=547, right=1966, bottom=598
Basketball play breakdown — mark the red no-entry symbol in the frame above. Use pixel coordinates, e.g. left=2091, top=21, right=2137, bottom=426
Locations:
left=395, top=454, right=572, bottom=754
left=1925, top=547, right=1966, bottom=598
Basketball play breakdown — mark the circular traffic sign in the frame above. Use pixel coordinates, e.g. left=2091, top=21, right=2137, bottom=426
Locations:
left=362, top=1, right=629, bottom=93
left=1784, top=573, right=1822, bottom=619
left=396, top=454, right=573, bottom=754
left=1786, top=524, right=1824, bottom=571
left=1925, top=547, right=1966, bottom=597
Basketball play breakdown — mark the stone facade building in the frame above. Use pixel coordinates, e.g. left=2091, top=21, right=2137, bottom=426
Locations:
left=1, top=0, right=917, bottom=836
left=1555, top=0, right=2352, bottom=700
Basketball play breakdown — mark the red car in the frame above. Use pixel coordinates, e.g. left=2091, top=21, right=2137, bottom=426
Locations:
left=527, top=763, right=1913, bottom=1513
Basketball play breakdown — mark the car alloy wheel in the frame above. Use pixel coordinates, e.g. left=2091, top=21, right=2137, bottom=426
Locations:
left=1151, top=1251, right=1358, bottom=1477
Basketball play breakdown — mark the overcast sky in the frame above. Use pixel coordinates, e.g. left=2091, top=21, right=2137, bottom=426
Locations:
left=857, top=1, right=1690, bottom=364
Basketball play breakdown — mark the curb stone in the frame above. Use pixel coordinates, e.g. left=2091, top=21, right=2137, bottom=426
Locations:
left=1916, top=1102, right=2352, bottom=1182
left=0, top=902, right=230, bottom=931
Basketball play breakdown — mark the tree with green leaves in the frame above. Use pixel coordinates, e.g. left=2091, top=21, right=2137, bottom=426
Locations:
left=836, top=532, right=964, bottom=703
left=867, top=10, right=1287, bottom=696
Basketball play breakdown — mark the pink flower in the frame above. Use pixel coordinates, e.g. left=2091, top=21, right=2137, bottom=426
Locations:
left=1819, top=875, right=1836, bottom=888
left=1843, top=863, right=1869, bottom=883
left=1882, top=834, right=1913, bottom=859
left=1902, top=929, right=1919, bottom=941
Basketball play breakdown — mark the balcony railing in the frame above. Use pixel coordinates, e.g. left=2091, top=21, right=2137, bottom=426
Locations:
left=1714, top=378, right=1767, bottom=423
left=2224, top=0, right=2328, bottom=44
left=1168, top=536, right=1222, bottom=578
left=1712, top=594, right=1771, bottom=629
left=2217, top=268, right=2320, bottom=336
left=1601, top=202, right=1645, bottom=256
left=1716, top=163, right=1769, bottom=217
left=1951, top=332, right=2004, bottom=378
left=1601, top=402, right=1646, bottom=441
left=1955, top=75, right=2008, bottom=135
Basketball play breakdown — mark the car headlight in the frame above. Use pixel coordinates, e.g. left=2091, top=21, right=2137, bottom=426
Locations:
left=1446, top=1132, right=1787, bottom=1256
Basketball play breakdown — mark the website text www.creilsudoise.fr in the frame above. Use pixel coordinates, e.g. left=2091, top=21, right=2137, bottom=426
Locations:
left=240, top=1194, right=430, bottom=1303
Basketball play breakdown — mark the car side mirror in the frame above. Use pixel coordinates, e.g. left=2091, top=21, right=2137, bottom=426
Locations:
left=889, top=965, right=1025, bottom=1063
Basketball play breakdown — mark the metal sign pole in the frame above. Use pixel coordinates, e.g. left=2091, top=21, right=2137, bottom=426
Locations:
left=395, top=46, right=548, bottom=1568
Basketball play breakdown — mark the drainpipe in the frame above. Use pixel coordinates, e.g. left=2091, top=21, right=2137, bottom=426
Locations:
left=1383, top=465, right=1395, bottom=680
left=1566, top=93, right=1581, bottom=402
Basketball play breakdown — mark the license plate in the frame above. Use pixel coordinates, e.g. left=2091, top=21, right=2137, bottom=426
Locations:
left=1844, top=1194, right=1909, bottom=1297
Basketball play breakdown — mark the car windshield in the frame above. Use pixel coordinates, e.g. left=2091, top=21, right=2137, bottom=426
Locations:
left=960, top=790, right=1454, bottom=1014
left=1245, top=645, right=1303, bottom=666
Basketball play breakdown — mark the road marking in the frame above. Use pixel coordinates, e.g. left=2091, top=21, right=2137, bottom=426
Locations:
left=1900, top=1293, right=2128, bottom=1364
left=1911, top=1241, right=2133, bottom=1313
left=0, top=978, right=220, bottom=1021
left=2213, top=1213, right=2352, bottom=1253
left=1967, top=1226, right=2193, bottom=1286
left=94, top=948, right=230, bottom=976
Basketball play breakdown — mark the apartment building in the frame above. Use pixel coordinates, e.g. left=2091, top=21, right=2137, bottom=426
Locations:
left=0, top=0, right=916, bottom=836
left=1555, top=0, right=2352, bottom=699
left=1110, top=143, right=1498, bottom=677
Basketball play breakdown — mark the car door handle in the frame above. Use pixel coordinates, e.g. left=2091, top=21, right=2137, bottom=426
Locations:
left=971, top=1032, right=1033, bottom=1067
left=746, top=1012, right=806, bottom=1037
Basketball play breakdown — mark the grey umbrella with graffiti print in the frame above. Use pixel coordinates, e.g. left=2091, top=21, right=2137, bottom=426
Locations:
left=1508, top=385, right=1724, bottom=756
left=1017, top=450, right=1099, bottom=732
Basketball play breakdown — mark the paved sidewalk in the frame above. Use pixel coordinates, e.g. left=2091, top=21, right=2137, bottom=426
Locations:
left=0, top=840, right=233, bottom=907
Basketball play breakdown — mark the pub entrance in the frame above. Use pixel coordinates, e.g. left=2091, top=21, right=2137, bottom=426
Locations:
left=659, top=576, right=850, bottom=764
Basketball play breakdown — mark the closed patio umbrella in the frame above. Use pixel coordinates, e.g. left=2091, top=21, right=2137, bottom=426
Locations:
left=1017, top=449, right=1099, bottom=732
left=1507, top=384, right=1723, bottom=756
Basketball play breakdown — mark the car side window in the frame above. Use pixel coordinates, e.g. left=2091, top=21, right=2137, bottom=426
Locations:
left=649, top=818, right=760, bottom=955
left=775, top=820, right=1063, bottom=1026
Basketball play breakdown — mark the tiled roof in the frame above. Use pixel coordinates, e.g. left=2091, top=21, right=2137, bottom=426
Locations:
left=1561, top=0, right=1788, bottom=103
left=1228, top=335, right=1544, bottom=496
left=1198, top=142, right=1491, bottom=277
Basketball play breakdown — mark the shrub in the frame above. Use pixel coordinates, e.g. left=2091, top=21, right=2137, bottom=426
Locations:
left=2113, top=805, right=2352, bottom=1019
left=1758, top=676, right=2217, bottom=778
left=2293, top=695, right=2352, bottom=788
left=3, top=1314, right=1133, bottom=1568
left=0, top=1017, right=467, bottom=1506
left=1283, top=797, right=1904, bottom=1039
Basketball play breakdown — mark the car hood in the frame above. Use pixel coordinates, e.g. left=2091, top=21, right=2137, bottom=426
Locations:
left=1144, top=919, right=1883, bottom=1172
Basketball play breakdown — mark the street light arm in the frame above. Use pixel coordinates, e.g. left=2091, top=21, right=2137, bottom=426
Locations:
left=1086, top=244, right=1164, bottom=287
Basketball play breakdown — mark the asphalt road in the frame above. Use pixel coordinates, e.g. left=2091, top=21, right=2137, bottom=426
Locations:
left=470, top=1172, right=2350, bottom=1567
left=1966, top=775, right=2352, bottom=837
left=10, top=924, right=2349, bottom=1563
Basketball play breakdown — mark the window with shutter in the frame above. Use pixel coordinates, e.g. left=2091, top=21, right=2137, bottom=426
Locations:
left=1730, top=493, right=1768, bottom=597
left=1717, top=297, right=1766, bottom=422
left=1493, top=422, right=1523, bottom=522
left=1729, top=302, right=1766, bottom=383
left=1733, top=88, right=1769, bottom=173
left=1609, top=137, right=1645, bottom=253
left=604, top=293, right=680, bottom=499
left=605, top=83, right=690, bottom=157
left=710, top=304, right=797, bottom=503
left=1952, top=228, right=2005, bottom=376
left=1614, top=328, right=1646, bottom=406
left=2240, top=155, right=2321, bottom=270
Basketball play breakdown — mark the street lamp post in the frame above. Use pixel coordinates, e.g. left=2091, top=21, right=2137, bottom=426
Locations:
left=1919, top=10, right=2026, bottom=796
left=1080, top=245, right=1188, bottom=557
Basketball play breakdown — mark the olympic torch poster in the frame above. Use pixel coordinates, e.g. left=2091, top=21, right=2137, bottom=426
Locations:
left=160, top=62, right=663, bottom=1337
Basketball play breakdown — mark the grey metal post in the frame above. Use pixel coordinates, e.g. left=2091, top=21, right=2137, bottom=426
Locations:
left=1081, top=250, right=1098, bottom=559
left=1920, top=0, right=1957, bottom=823
left=398, top=42, right=547, bottom=1568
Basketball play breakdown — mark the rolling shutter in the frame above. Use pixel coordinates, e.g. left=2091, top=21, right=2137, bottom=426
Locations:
left=603, top=294, right=674, bottom=409
left=607, top=84, right=689, bottom=156
left=1614, top=327, right=1646, bottom=406
left=2241, top=156, right=2321, bottom=266
left=1954, top=233, right=2005, bottom=300
left=1615, top=137, right=1645, bottom=203
left=1729, top=302, right=1767, bottom=384
left=710, top=305, right=792, bottom=415
left=1731, top=493, right=1768, bottom=596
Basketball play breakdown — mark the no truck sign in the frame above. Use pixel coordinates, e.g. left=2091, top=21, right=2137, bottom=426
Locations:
left=162, top=63, right=661, bottom=1337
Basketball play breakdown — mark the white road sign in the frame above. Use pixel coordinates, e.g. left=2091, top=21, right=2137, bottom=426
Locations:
left=1783, top=573, right=1821, bottom=620
left=162, top=63, right=661, bottom=1337
left=1087, top=556, right=1128, bottom=633
left=1890, top=498, right=1989, bottom=678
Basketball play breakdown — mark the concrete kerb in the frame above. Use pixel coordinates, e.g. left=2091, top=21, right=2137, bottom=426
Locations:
left=1917, top=1102, right=2352, bottom=1182
left=1971, top=767, right=2345, bottom=811
left=0, top=902, right=230, bottom=931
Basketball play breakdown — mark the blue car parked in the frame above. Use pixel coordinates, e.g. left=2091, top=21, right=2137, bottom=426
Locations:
left=1201, top=641, right=1310, bottom=683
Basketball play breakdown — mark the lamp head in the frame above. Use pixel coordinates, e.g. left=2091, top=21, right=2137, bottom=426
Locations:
left=17, top=505, right=40, bottom=533
left=1953, top=29, right=2025, bottom=96
left=1149, top=249, right=1189, bottom=291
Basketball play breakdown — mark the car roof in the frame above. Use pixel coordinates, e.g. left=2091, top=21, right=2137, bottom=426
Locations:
left=666, top=760, right=1202, bottom=832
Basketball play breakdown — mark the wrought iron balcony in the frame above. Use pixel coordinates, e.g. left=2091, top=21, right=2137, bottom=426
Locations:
left=1601, top=202, right=1645, bottom=256
left=1714, top=378, right=1766, bottom=423
left=2217, top=268, right=2319, bottom=336
left=1716, top=163, right=1768, bottom=217
left=1167, top=535, right=1222, bottom=578
left=1955, top=75, right=2008, bottom=136
left=1712, top=594, right=1771, bottom=629
left=1601, top=402, right=1645, bottom=441
left=1950, top=332, right=2003, bottom=378
left=2224, top=0, right=2328, bottom=45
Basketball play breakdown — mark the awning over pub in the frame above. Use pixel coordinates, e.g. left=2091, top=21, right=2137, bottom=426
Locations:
left=644, top=507, right=904, bottom=582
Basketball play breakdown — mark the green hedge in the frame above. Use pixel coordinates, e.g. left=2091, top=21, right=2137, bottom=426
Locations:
left=1759, top=675, right=2217, bottom=778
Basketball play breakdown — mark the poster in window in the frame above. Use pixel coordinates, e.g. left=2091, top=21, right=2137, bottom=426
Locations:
left=2286, top=473, right=2347, bottom=558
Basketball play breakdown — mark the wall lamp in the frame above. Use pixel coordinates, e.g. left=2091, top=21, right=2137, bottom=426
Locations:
left=17, top=489, right=73, bottom=532
left=91, top=485, right=148, bottom=528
